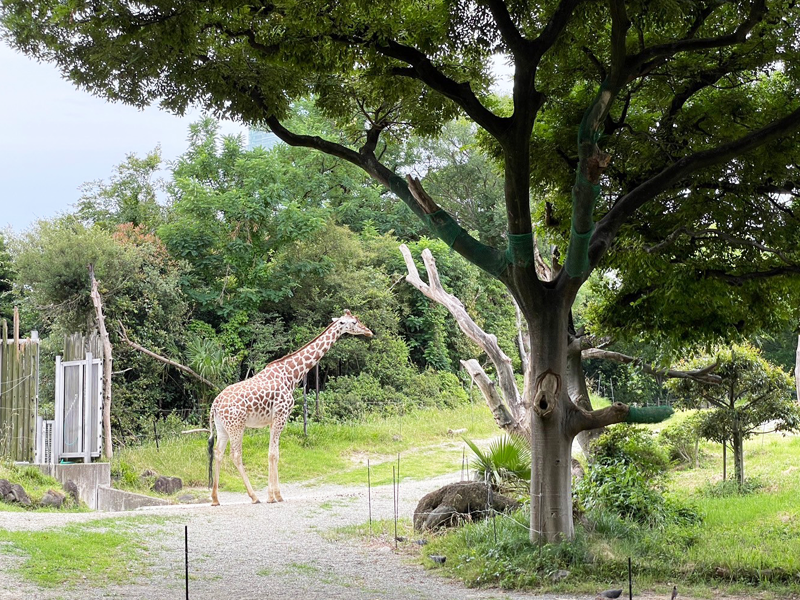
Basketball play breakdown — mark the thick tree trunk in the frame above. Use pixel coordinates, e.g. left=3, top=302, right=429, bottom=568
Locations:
left=527, top=298, right=575, bottom=543
left=732, top=429, right=745, bottom=487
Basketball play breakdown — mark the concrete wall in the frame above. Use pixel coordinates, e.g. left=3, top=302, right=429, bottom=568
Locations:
left=37, top=463, right=110, bottom=509
left=96, top=486, right=170, bottom=511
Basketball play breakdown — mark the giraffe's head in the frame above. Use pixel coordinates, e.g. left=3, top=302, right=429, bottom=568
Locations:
left=334, top=309, right=373, bottom=338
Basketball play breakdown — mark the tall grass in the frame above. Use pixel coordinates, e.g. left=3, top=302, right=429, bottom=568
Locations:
left=112, top=403, right=498, bottom=494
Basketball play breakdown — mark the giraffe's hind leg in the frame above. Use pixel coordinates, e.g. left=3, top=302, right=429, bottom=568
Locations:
left=229, top=428, right=260, bottom=504
left=211, top=420, right=229, bottom=506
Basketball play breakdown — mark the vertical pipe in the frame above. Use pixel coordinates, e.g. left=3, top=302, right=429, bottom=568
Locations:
left=393, top=466, right=398, bottom=550
left=185, top=525, right=189, bottom=600
left=54, top=356, right=63, bottom=464
left=367, top=458, right=372, bottom=539
left=11, top=331, right=20, bottom=461
left=84, top=352, right=93, bottom=463
left=628, top=557, right=633, bottom=600
left=303, top=373, right=308, bottom=437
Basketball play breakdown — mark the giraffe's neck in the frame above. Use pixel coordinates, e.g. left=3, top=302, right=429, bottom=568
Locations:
left=271, top=321, right=346, bottom=384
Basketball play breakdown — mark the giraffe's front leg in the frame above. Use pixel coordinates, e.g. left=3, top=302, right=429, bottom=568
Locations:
left=267, top=422, right=284, bottom=503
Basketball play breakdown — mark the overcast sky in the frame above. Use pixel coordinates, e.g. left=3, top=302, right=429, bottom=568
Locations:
left=0, top=43, right=246, bottom=235
left=1, top=43, right=512, bottom=236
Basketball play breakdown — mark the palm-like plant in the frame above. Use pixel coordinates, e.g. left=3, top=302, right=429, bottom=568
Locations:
left=464, top=435, right=531, bottom=494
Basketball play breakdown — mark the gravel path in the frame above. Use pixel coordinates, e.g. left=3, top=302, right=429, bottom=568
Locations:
left=0, top=473, right=584, bottom=600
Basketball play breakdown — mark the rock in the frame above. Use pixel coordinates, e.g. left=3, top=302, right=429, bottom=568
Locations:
left=64, top=480, right=80, bottom=503
left=9, top=483, right=31, bottom=506
left=0, top=479, right=12, bottom=500
left=153, top=475, right=182, bottom=495
left=550, top=569, right=570, bottom=582
left=429, top=555, right=446, bottom=564
left=40, top=489, right=66, bottom=508
left=178, top=494, right=202, bottom=504
left=413, top=481, right=519, bottom=532
left=141, top=468, right=158, bottom=478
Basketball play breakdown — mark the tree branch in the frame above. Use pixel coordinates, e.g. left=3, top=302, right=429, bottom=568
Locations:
left=582, top=347, right=722, bottom=384
left=378, top=40, right=509, bottom=139
left=592, top=105, right=800, bottom=266
left=626, top=0, right=766, bottom=76
left=399, top=244, right=525, bottom=428
left=568, top=401, right=630, bottom=436
left=461, top=359, right=528, bottom=438
left=117, top=322, right=219, bottom=390
left=481, top=0, right=527, bottom=55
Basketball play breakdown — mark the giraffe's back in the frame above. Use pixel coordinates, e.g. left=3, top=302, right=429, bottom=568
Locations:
left=212, top=370, right=296, bottom=429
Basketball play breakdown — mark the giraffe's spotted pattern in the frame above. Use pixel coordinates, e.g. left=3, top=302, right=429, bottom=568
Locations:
left=209, top=310, right=373, bottom=505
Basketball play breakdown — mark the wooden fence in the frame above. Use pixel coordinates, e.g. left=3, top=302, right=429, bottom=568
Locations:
left=0, top=314, right=40, bottom=462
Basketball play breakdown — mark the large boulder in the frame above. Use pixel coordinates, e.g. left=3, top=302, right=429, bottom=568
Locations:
left=63, top=479, right=80, bottom=503
left=0, top=480, right=32, bottom=506
left=153, top=475, right=183, bottom=495
left=413, top=481, right=519, bottom=532
left=40, top=489, right=66, bottom=508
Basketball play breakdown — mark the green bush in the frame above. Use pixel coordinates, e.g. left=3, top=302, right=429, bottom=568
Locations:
left=658, top=413, right=703, bottom=466
left=574, top=461, right=699, bottom=527
left=316, top=373, right=409, bottom=421
left=699, top=477, right=764, bottom=497
left=406, top=369, right=468, bottom=408
left=465, top=435, right=530, bottom=495
left=590, top=424, right=670, bottom=478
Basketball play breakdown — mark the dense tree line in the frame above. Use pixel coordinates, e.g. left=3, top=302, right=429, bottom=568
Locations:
left=3, top=114, right=518, bottom=442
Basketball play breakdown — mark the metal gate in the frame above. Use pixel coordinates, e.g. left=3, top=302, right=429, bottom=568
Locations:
left=53, top=352, right=102, bottom=463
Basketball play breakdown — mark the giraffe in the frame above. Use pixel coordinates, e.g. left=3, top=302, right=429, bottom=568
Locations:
left=208, top=310, right=373, bottom=505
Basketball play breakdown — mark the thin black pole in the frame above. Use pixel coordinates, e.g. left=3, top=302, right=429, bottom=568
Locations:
left=393, top=465, right=398, bottom=550
left=314, top=364, right=320, bottom=419
left=153, top=419, right=159, bottom=451
left=367, top=459, right=372, bottom=539
left=184, top=525, right=189, bottom=600
left=628, top=557, right=633, bottom=600
left=302, top=373, right=308, bottom=436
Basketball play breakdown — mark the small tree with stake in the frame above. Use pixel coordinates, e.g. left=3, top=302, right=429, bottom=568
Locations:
left=669, top=343, right=800, bottom=488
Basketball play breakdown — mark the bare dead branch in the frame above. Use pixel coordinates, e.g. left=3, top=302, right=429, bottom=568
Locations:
left=117, top=321, right=219, bottom=390
left=399, top=244, right=525, bottom=427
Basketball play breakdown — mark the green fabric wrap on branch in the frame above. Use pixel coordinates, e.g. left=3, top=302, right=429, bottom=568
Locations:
left=505, top=233, right=534, bottom=267
left=387, top=174, right=509, bottom=277
left=625, top=406, right=674, bottom=424
left=424, top=210, right=462, bottom=247
left=453, top=234, right=511, bottom=277
left=564, top=224, right=594, bottom=278
left=564, top=172, right=601, bottom=279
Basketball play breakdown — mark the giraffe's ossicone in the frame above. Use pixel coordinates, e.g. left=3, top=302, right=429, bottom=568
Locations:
left=208, top=310, right=373, bottom=505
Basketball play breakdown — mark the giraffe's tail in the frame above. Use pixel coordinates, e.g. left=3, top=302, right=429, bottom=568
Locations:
left=207, top=408, right=216, bottom=489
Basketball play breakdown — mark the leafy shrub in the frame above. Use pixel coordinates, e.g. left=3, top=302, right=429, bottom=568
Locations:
left=315, top=373, right=409, bottom=421
left=110, top=459, right=140, bottom=488
left=465, top=435, right=531, bottom=495
left=699, top=477, right=764, bottom=497
left=590, top=424, right=669, bottom=478
left=658, top=413, right=703, bottom=466
left=406, top=369, right=468, bottom=408
left=575, top=461, right=699, bottom=527
left=575, top=461, right=664, bottom=524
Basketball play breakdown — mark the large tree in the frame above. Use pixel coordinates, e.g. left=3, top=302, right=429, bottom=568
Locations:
left=668, top=343, right=799, bottom=487
left=4, top=0, right=800, bottom=541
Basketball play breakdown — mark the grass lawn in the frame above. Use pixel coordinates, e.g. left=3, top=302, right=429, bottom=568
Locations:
left=111, top=402, right=498, bottom=495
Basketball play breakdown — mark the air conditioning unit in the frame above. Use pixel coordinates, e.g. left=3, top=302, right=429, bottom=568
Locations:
left=35, top=417, right=55, bottom=465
